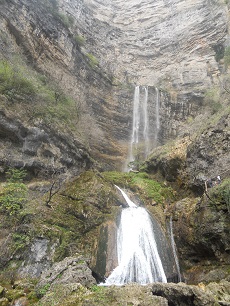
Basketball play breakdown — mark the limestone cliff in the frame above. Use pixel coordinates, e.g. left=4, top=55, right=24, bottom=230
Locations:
left=0, top=0, right=229, bottom=173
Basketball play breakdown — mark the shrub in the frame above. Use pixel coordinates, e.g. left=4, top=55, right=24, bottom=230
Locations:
left=86, top=53, right=99, bottom=68
left=6, top=168, right=27, bottom=183
left=204, top=88, right=222, bottom=114
left=0, top=169, right=28, bottom=216
left=0, top=59, right=81, bottom=130
left=0, top=60, right=36, bottom=101
left=209, top=179, right=230, bottom=213
left=12, top=233, right=30, bottom=252
left=74, top=34, right=85, bottom=46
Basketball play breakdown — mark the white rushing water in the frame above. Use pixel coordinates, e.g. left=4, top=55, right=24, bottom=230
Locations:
left=143, top=86, right=149, bottom=157
left=126, top=85, right=150, bottom=170
left=169, top=216, right=182, bottom=282
left=104, top=187, right=167, bottom=285
left=128, top=85, right=140, bottom=164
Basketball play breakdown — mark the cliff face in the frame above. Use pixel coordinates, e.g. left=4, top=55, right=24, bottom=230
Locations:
left=0, top=0, right=133, bottom=173
left=86, top=0, right=229, bottom=146
left=0, top=0, right=229, bottom=173
left=87, top=0, right=227, bottom=87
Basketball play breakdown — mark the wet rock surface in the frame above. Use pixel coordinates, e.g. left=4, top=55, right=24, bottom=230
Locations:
left=186, top=113, right=230, bottom=191
left=168, top=194, right=230, bottom=284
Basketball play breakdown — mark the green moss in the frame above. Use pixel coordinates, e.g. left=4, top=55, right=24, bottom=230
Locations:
left=36, top=283, right=91, bottom=305
left=88, top=286, right=116, bottom=305
left=102, top=171, right=175, bottom=204
left=204, top=87, right=222, bottom=114
left=0, top=59, right=80, bottom=132
left=86, top=53, right=99, bottom=68
left=74, top=34, right=85, bottom=46
left=11, top=233, right=30, bottom=253
left=209, top=179, right=230, bottom=212
left=0, top=168, right=28, bottom=217
left=37, top=283, right=51, bottom=298
left=0, top=60, right=36, bottom=101
left=90, top=285, right=104, bottom=293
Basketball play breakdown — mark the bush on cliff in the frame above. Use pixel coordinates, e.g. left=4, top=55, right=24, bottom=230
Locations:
left=209, top=178, right=230, bottom=213
left=0, top=168, right=28, bottom=216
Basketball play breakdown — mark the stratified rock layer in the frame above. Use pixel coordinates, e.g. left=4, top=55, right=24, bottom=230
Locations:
left=0, top=0, right=229, bottom=170
left=86, top=0, right=228, bottom=89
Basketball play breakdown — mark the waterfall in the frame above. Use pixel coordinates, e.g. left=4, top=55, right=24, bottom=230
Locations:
left=169, top=216, right=182, bottom=282
left=143, top=86, right=149, bottom=157
left=129, top=85, right=140, bottom=163
left=125, top=85, right=149, bottom=170
left=103, top=187, right=167, bottom=285
left=115, top=185, right=137, bottom=208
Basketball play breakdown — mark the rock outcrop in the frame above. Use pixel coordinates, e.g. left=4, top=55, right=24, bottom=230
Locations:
left=36, top=256, right=96, bottom=291
left=186, top=113, right=230, bottom=191
left=0, top=110, right=92, bottom=177
left=167, top=192, right=230, bottom=284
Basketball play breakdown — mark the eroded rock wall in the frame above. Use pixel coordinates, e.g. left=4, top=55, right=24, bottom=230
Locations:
left=0, top=0, right=134, bottom=171
left=0, top=0, right=229, bottom=171
left=86, top=0, right=228, bottom=88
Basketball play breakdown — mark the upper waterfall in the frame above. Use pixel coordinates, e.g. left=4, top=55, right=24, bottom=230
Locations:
left=125, top=85, right=161, bottom=171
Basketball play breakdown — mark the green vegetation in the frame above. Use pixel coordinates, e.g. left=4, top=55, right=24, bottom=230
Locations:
left=203, top=87, right=222, bottom=114
left=12, top=233, right=30, bottom=253
left=0, top=59, right=80, bottom=129
left=0, top=60, right=36, bottom=102
left=37, top=283, right=51, bottom=298
left=103, top=171, right=175, bottom=204
left=88, top=285, right=114, bottom=305
left=86, top=53, right=99, bottom=68
left=90, top=285, right=104, bottom=293
left=41, top=0, right=74, bottom=29
left=74, top=34, right=86, bottom=46
left=0, top=168, right=28, bottom=216
left=209, top=178, right=230, bottom=213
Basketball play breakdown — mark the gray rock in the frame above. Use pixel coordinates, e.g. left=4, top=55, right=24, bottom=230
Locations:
left=151, top=282, right=219, bottom=306
left=37, top=256, right=96, bottom=291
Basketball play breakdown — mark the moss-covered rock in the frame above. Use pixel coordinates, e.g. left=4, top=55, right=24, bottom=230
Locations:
left=0, top=298, right=9, bottom=306
left=168, top=183, right=230, bottom=284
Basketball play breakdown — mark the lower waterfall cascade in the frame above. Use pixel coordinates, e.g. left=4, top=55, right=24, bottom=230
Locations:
left=102, top=186, right=167, bottom=286
left=169, top=216, right=182, bottom=283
